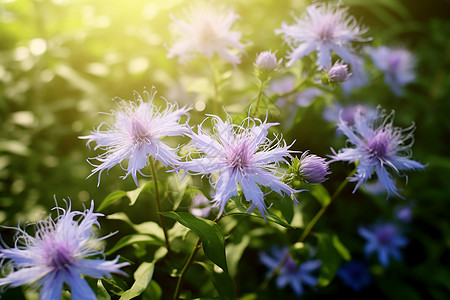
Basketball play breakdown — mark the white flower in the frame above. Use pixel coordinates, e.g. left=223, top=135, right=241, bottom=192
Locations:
left=167, top=4, right=247, bottom=65
left=80, top=89, right=191, bottom=186
left=181, top=114, right=301, bottom=221
left=0, top=200, right=128, bottom=300
left=275, top=2, right=370, bottom=69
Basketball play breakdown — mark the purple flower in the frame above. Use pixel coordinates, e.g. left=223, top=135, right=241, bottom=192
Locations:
left=260, top=247, right=321, bottom=296
left=395, top=203, right=414, bottom=223
left=337, top=260, right=371, bottom=292
left=359, top=222, right=408, bottom=267
left=330, top=108, right=425, bottom=198
left=340, top=55, right=369, bottom=94
left=80, top=90, right=190, bottom=186
left=275, top=2, right=370, bottom=69
left=181, top=114, right=301, bottom=221
left=167, top=4, right=247, bottom=65
left=0, top=200, right=128, bottom=299
left=368, top=46, right=416, bottom=96
left=298, top=151, right=330, bottom=184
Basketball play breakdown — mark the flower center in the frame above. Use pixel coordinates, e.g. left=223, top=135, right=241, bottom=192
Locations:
left=388, top=53, right=402, bottom=72
left=367, top=131, right=389, bottom=158
left=131, top=117, right=151, bottom=147
left=227, top=141, right=251, bottom=173
left=283, top=257, right=298, bottom=274
left=375, top=225, right=395, bottom=246
left=47, top=241, right=75, bottom=270
left=199, top=22, right=218, bottom=45
left=317, top=17, right=335, bottom=41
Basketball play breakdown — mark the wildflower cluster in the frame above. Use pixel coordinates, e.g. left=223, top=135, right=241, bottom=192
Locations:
left=0, top=1, right=427, bottom=299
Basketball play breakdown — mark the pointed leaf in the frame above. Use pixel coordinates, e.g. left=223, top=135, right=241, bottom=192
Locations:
left=160, top=211, right=228, bottom=273
left=119, top=262, right=155, bottom=300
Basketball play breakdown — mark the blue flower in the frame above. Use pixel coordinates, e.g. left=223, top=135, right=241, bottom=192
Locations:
left=359, top=222, right=408, bottom=267
left=330, top=107, right=425, bottom=198
left=0, top=199, right=128, bottom=299
left=337, top=260, right=371, bottom=292
left=298, top=151, right=330, bottom=184
left=181, top=114, right=302, bottom=221
left=260, top=247, right=321, bottom=297
left=80, top=89, right=190, bottom=187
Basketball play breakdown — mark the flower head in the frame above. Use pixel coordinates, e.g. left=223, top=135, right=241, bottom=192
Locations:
left=0, top=199, right=128, bottom=299
left=330, top=107, right=425, bottom=198
left=368, top=46, right=416, bottom=96
left=80, top=89, right=190, bottom=187
left=167, top=4, right=247, bottom=65
left=359, top=222, right=408, bottom=267
left=275, top=2, right=370, bottom=69
left=337, top=260, right=371, bottom=292
left=181, top=114, right=301, bottom=221
left=260, top=247, right=321, bottom=296
left=327, top=60, right=351, bottom=82
left=255, top=50, right=282, bottom=71
left=298, top=151, right=330, bottom=184
left=323, top=102, right=376, bottom=127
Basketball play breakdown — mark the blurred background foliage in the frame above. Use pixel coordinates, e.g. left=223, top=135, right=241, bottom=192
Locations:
left=1, top=0, right=450, bottom=299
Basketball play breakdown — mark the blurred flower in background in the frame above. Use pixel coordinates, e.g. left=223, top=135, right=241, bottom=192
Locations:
left=276, top=2, right=370, bottom=69
left=337, top=260, right=371, bottom=292
left=359, top=222, right=408, bottom=267
left=167, top=3, right=247, bottom=65
left=367, top=46, right=416, bottom=96
left=260, top=247, right=321, bottom=297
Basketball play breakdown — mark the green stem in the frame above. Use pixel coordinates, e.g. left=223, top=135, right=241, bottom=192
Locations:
left=150, top=159, right=171, bottom=255
left=258, top=167, right=357, bottom=292
left=251, top=80, right=266, bottom=118
left=173, top=238, right=202, bottom=300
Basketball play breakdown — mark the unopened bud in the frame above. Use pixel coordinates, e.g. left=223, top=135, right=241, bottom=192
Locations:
left=298, top=151, right=330, bottom=184
left=255, top=50, right=281, bottom=71
left=328, top=61, right=351, bottom=82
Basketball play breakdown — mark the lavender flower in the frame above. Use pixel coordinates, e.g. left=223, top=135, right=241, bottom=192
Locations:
left=337, top=260, right=371, bottom=292
left=395, top=203, right=414, bottom=223
left=298, top=151, right=330, bottom=184
left=0, top=200, right=128, bottom=299
left=181, top=114, right=301, bottom=221
left=275, top=2, right=370, bottom=69
left=330, top=108, right=425, bottom=198
left=260, top=247, right=321, bottom=297
left=341, top=55, right=369, bottom=94
left=167, top=4, right=247, bottom=65
left=359, top=222, right=408, bottom=267
left=368, top=46, right=416, bottom=96
left=80, top=90, right=190, bottom=186
left=255, top=50, right=282, bottom=71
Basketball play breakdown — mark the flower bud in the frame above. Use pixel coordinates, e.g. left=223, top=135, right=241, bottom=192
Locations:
left=255, top=50, right=281, bottom=71
left=328, top=61, right=351, bottom=82
left=298, top=151, right=330, bottom=183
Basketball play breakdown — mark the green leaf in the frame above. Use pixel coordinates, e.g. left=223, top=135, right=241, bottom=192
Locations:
left=226, top=235, right=250, bottom=278
left=160, top=212, right=228, bottom=273
left=315, top=233, right=343, bottom=287
left=332, top=235, right=351, bottom=261
left=143, top=280, right=162, bottom=300
left=120, top=262, right=155, bottom=300
left=98, top=182, right=153, bottom=211
left=105, top=234, right=163, bottom=256
left=310, top=184, right=331, bottom=207
left=107, top=212, right=165, bottom=241
left=197, top=261, right=235, bottom=300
